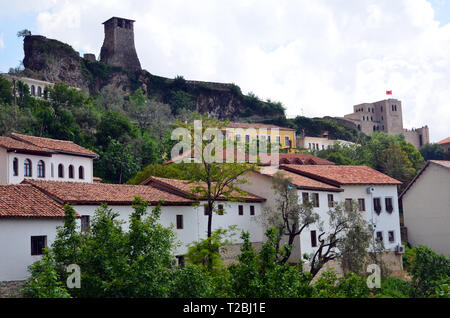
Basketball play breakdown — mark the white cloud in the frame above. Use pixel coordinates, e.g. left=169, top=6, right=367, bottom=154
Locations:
left=20, top=0, right=450, bottom=142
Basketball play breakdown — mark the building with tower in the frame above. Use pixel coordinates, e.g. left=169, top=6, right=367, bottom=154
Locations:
left=341, top=99, right=429, bottom=149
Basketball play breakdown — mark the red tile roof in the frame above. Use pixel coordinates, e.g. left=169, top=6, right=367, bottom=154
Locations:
left=429, top=160, right=450, bottom=169
left=225, top=122, right=296, bottom=131
left=437, top=137, right=450, bottom=145
left=278, top=153, right=335, bottom=165
left=23, top=180, right=196, bottom=206
left=0, top=184, right=66, bottom=219
left=142, top=176, right=266, bottom=202
left=258, top=169, right=343, bottom=192
left=280, top=164, right=402, bottom=186
left=10, top=133, right=98, bottom=158
left=0, top=136, right=53, bottom=155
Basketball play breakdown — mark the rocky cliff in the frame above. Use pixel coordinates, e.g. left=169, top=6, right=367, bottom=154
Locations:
left=21, top=35, right=284, bottom=121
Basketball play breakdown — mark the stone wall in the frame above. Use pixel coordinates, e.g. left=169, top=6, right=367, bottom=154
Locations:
left=0, top=281, right=25, bottom=298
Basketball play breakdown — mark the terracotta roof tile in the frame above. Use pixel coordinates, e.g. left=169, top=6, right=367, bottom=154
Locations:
left=280, top=164, right=402, bottom=185
left=437, top=137, right=450, bottom=145
left=0, top=136, right=54, bottom=155
left=278, top=153, right=335, bottom=165
left=0, top=184, right=66, bottom=218
left=259, top=169, right=343, bottom=192
left=429, top=160, right=450, bottom=169
left=142, top=176, right=266, bottom=202
left=10, top=133, right=98, bottom=157
left=23, top=180, right=196, bottom=206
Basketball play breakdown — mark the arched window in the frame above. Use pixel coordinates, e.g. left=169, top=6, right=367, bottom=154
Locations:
left=373, top=125, right=376, bottom=131
left=51, top=163, right=54, bottom=178
left=37, top=160, right=45, bottom=178
left=13, top=158, right=18, bottom=176
left=68, top=165, right=74, bottom=179
left=58, top=164, right=64, bottom=178
left=24, top=159, right=32, bottom=177
left=30, top=85, right=35, bottom=96
left=37, top=86, right=42, bottom=97
left=357, top=124, right=361, bottom=131
left=78, top=166, right=84, bottom=180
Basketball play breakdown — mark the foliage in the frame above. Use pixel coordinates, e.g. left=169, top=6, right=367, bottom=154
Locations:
left=311, top=269, right=370, bottom=298
left=174, top=113, right=257, bottom=237
left=21, top=250, right=71, bottom=298
left=375, top=277, right=412, bottom=298
left=0, top=75, right=13, bottom=104
left=228, top=230, right=313, bottom=298
left=420, top=143, right=448, bottom=161
left=409, top=245, right=450, bottom=297
left=186, top=229, right=235, bottom=272
left=17, top=29, right=32, bottom=38
left=261, top=171, right=318, bottom=263
left=170, top=264, right=213, bottom=298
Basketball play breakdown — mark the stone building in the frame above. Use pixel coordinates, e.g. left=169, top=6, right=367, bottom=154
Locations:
left=100, top=17, right=141, bottom=73
left=342, top=99, right=429, bottom=149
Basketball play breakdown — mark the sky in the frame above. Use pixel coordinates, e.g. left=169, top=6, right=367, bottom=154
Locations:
left=0, top=0, right=449, bottom=143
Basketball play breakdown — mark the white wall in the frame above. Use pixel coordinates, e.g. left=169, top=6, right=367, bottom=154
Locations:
left=0, top=149, right=8, bottom=184
left=300, top=184, right=401, bottom=258
left=403, top=164, right=450, bottom=256
left=5, top=152, right=93, bottom=184
left=0, top=219, right=62, bottom=281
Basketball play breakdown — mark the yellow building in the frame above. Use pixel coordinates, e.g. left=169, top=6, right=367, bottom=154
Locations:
left=224, top=122, right=297, bottom=153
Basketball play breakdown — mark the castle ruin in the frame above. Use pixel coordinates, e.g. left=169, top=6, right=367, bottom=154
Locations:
left=100, top=17, right=141, bottom=72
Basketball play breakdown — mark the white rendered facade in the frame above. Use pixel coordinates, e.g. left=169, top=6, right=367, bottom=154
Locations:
left=0, top=148, right=94, bottom=184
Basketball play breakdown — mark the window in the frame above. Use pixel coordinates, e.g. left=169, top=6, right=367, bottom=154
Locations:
left=51, top=163, right=54, bottom=178
left=388, top=231, right=395, bottom=243
left=37, top=160, right=45, bottom=178
left=176, top=255, right=185, bottom=268
left=302, top=192, right=309, bottom=204
left=235, top=134, right=241, bottom=142
left=373, top=198, right=381, bottom=215
left=327, top=194, right=334, bottom=207
left=30, top=85, right=35, bottom=96
left=267, top=135, right=271, bottom=143
left=358, top=198, right=365, bottom=211
left=245, top=135, right=250, bottom=143
left=376, top=231, right=383, bottom=243
left=345, top=199, right=353, bottom=212
left=385, top=198, right=393, bottom=213
left=81, top=215, right=90, bottom=232
left=58, top=164, right=64, bottom=178
left=276, top=135, right=280, bottom=143
left=312, top=193, right=319, bottom=208
left=176, top=215, right=183, bottom=229
left=217, top=204, right=224, bottom=215
left=284, top=136, right=290, bottom=147
left=311, top=230, right=317, bottom=247
left=238, top=205, right=244, bottom=216
left=381, top=106, right=383, bottom=112
left=24, top=159, right=32, bottom=177
left=37, top=86, right=42, bottom=97
left=204, top=205, right=211, bottom=216
left=79, top=166, right=84, bottom=179
left=31, top=236, right=47, bottom=255
left=13, top=158, right=18, bottom=176
left=250, top=205, right=255, bottom=216
left=69, top=165, right=74, bottom=179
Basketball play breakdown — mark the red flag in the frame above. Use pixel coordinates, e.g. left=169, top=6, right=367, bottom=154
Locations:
left=386, top=90, right=392, bottom=95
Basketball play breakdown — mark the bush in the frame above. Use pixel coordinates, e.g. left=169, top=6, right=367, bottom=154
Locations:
left=410, top=246, right=450, bottom=297
left=376, top=277, right=412, bottom=298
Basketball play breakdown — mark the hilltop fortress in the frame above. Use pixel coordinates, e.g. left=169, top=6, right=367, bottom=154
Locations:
left=327, top=98, right=429, bottom=149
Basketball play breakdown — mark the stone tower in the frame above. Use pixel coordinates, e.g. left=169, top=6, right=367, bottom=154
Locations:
left=100, top=17, right=141, bottom=72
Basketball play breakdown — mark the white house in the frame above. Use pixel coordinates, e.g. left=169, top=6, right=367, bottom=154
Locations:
left=240, top=164, right=403, bottom=262
left=296, top=135, right=356, bottom=151
left=0, top=133, right=98, bottom=184
left=400, top=160, right=450, bottom=256
left=0, top=184, right=66, bottom=281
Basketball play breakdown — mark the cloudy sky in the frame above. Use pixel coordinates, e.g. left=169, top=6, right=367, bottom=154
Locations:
left=0, top=0, right=449, bottom=142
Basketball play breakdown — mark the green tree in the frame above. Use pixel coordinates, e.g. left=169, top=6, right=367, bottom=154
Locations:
left=21, top=250, right=71, bottom=298
left=0, top=75, right=13, bottom=104
left=261, top=171, right=318, bottom=264
left=17, top=29, right=31, bottom=37
left=420, top=143, right=446, bottom=161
